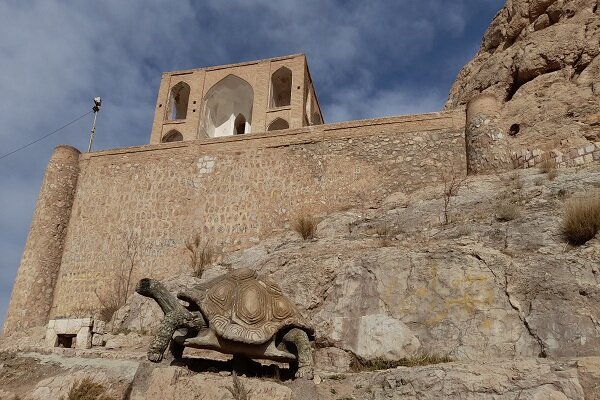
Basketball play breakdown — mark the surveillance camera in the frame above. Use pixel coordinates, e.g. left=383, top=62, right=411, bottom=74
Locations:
left=94, top=97, right=102, bottom=106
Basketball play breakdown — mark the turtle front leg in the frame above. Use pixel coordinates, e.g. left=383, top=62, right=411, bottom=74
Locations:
left=148, top=311, right=181, bottom=362
left=136, top=278, right=206, bottom=362
left=281, top=328, right=314, bottom=379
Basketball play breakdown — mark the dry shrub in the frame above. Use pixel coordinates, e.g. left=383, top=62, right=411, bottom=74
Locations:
left=506, top=170, right=522, bottom=184
left=186, top=233, right=215, bottom=278
left=95, top=231, right=142, bottom=324
left=563, top=195, right=600, bottom=245
left=293, top=214, right=317, bottom=240
left=350, top=354, right=452, bottom=372
left=441, top=174, right=467, bottom=225
left=374, top=223, right=400, bottom=246
left=547, top=169, right=559, bottom=181
left=62, top=378, right=116, bottom=400
left=223, top=372, right=249, bottom=400
left=495, top=202, right=520, bottom=222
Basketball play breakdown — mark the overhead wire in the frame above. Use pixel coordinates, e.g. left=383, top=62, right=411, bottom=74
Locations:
left=0, top=110, right=93, bottom=161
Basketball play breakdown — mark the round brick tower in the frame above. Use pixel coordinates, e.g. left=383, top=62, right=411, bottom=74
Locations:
left=3, top=145, right=81, bottom=334
left=465, top=93, right=512, bottom=174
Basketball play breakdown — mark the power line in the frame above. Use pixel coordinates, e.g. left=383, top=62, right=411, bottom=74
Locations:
left=0, top=110, right=93, bottom=161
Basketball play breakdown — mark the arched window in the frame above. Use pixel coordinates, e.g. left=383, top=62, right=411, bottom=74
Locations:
left=162, top=130, right=183, bottom=143
left=234, top=114, right=246, bottom=135
left=270, top=67, right=292, bottom=108
left=202, top=75, right=254, bottom=138
left=167, top=82, right=190, bottom=120
left=267, top=118, right=289, bottom=131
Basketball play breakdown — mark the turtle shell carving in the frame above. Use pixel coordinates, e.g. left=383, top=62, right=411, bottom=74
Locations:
left=194, top=268, right=313, bottom=344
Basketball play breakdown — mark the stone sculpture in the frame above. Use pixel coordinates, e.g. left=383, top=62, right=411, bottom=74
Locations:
left=136, top=268, right=315, bottom=379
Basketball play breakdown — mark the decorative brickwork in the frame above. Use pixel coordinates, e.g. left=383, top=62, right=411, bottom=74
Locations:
left=512, top=143, right=600, bottom=169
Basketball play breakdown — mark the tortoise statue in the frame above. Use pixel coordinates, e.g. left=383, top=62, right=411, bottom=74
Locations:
left=135, top=268, right=315, bottom=379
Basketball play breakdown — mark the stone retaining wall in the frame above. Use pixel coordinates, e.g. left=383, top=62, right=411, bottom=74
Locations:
left=39, top=111, right=466, bottom=318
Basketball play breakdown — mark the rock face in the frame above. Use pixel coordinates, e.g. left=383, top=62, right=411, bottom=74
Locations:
left=446, top=0, right=600, bottom=162
left=114, top=165, right=600, bottom=369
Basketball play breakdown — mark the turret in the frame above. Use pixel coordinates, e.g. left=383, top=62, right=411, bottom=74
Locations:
left=465, top=93, right=512, bottom=174
left=3, top=145, right=80, bottom=334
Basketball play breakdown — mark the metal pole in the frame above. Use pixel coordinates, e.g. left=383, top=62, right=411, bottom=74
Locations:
left=87, top=97, right=102, bottom=153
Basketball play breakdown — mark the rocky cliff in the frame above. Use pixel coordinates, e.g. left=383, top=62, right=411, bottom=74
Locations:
left=446, top=0, right=599, bottom=159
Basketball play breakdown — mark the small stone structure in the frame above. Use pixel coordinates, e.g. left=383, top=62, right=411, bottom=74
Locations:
left=45, top=318, right=105, bottom=349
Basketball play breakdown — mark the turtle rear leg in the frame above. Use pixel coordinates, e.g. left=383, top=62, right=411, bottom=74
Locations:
left=281, top=328, right=314, bottom=379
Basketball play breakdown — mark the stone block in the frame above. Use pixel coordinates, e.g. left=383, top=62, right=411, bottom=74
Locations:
left=569, top=149, right=580, bottom=158
left=593, top=152, right=600, bottom=161
left=574, top=156, right=585, bottom=165
left=585, top=144, right=595, bottom=154
left=91, top=333, right=104, bottom=347
left=45, top=328, right=58, bottom=347
left=578, top=147, right=586, bottom=156
left=584, top=154, right=593, bottom=163
left=76, top=327, right=92, bottom=349
left=92, top=320, right=106, bottom=334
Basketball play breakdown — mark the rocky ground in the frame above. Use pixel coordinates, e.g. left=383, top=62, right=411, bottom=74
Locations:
left=1, top=163, right=600, bottom=399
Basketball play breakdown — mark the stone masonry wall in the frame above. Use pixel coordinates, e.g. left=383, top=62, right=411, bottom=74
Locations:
left=45, top=110, right=466, bottom=318
left=512, top=142, right=600, bottom=169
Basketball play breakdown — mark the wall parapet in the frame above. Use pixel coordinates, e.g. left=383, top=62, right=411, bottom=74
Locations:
left=83, top=109, right=466, bottom=160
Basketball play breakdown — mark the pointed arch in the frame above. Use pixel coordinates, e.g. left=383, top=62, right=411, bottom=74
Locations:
left=202, top=75, right=254, bottom=138
left=267, top=118, right=289, bottom=131
left=162, top=130, right=183, bottom=143
left=234, top=114, right=247, bottom=135
left=167, top=82, right=190, bottom=120
left=270, top=67, right=292, bottom=108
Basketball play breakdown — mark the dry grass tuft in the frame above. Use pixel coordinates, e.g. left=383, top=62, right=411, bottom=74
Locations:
left=185, top=233, right=215, bottom=278
left=539, top=159, right=559, bottom=180
left=223, top=372, right=249, bottom=400
left=62, top=378, right=116, bottom=400
left=563, top=195, right=600, bottom=245
left=293, top=214, right=317, bottom=240
left=495, top=202, right=520, bottom=222
left=350, top=354, right=452, bottom=372
left=538, top=159, right=556, bottom=174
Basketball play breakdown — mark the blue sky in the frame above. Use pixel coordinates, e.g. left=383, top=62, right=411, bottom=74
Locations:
left=0, top=0, right=504, bottom=327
